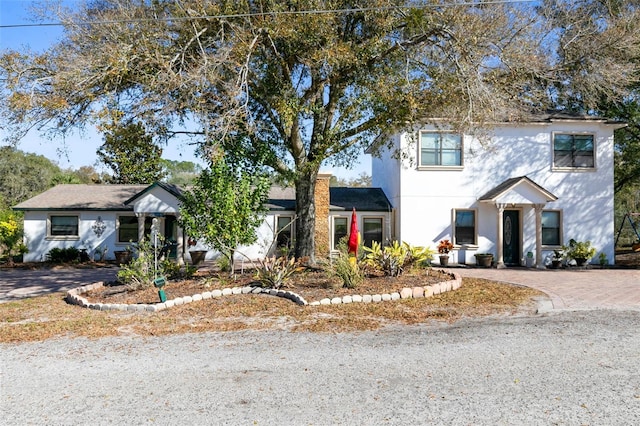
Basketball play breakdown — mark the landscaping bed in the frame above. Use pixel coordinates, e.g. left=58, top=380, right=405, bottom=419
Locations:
left=84, top=268, right=454, bottom=305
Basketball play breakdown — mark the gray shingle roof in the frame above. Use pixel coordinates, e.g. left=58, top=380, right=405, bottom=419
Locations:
left=329, top=187, right=392, bottom=211
left=13, top=184, right=148, bottom=211
left=14, top=183, right=393, bottom=213
left=266, top=186, right=297, bottom=211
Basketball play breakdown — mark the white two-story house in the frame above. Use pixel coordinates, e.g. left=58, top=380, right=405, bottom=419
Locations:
left=371, top=114, right=625, bottom=267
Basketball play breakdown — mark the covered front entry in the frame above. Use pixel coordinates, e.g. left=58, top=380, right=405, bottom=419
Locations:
left=502, top=210, right=520, bottom=266
left=480, top=176, right=558, bottom=268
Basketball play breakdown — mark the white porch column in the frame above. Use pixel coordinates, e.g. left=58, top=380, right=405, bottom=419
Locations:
left=176, top=215, right=185, bottom=266
left=496, top=203, right=506, bottom=268
left=136, top=213, right=146, bottom=242
left=534, top=204, right=545, bottom=269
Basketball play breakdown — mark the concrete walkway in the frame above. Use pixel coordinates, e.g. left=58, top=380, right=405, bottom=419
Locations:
left=451, top=266, right=640, bottom=311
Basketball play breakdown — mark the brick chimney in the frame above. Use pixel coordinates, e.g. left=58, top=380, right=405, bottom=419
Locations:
left=314, top=173, right=332, bottom=258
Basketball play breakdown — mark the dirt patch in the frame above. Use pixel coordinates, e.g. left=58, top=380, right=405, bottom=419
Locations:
left=0, top=267, right=545, bottom=342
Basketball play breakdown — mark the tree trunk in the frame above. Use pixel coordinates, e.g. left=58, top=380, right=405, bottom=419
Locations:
left=294, top=169, right=319, bottom=264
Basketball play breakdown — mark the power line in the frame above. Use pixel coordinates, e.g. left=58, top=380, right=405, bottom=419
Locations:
left=0, top=0, right=538, bottom=29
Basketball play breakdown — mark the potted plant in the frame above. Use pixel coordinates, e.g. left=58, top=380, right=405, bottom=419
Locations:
left=550, top=249, right=563, bottom=269
left=113, top=245, right=133, bottom=265
left=437, top=239, right=454, bottom=266
left=474, top=253, right=493, bottom=267
left=562, top=239, right=596, bottom=266
left=187, top=237, right=207, bottom=265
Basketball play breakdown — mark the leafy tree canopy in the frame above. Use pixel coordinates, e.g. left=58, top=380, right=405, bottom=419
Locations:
left=179, top=153, right=270, bottom=270
left=0, top=146, right=62, bottom=209
left=330, top=172, right=372, bottom=188
left=160, top=159, right=202, bottom=186
left=3, top=0, right=640, bottom=260
left=97, top=120, right=165, bottom=184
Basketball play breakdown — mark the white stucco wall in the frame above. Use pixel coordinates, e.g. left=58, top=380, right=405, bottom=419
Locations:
left=22, top=211, right=121, bottom=262
left=371, top=121, right=618, bottom=265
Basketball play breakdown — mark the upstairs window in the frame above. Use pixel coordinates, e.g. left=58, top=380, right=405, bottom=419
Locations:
left=419, top=132, right=462, bottom=167
left=49, top=215, right=79, bottom=237
left=553, top=133, right=594, bottom=169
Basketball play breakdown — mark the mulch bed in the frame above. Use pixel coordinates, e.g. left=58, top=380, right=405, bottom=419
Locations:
left=84, top=268, right=455, bottom=305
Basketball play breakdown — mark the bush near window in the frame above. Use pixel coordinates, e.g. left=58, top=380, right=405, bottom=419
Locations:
left=325, top=238, right=364, bottom=289
left=46, top=247, right=80, bottom=263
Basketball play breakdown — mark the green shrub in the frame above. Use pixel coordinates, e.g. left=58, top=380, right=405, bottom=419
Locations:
left=46, top=247, right=80, bottom=263
left=562, top=239, right=596, bottom=261
left=404, top=244, right=435, bottom=270
left=362, top=240, right=433, bottom=277
left=325, top=239, right=364, bottom=288
left=254, top=256, right=301, bottom=289
left=362, top=240, right=406, bottom=277
left=117, top=243, right=154, bottom=290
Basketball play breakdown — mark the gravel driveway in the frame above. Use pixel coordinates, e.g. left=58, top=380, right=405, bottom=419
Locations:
left=3, top=310, right=640, bottom=425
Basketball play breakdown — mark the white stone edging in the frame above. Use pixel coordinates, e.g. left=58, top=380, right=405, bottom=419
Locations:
left=65, top=270, right=462, bottom=312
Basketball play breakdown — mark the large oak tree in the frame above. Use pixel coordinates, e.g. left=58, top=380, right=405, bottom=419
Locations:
left=3, top=0, right=640, bottom=260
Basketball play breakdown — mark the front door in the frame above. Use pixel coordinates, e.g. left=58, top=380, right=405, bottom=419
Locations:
left=502, top=210, right=520, bottom=266
left=164, top=215, right=178, bottom=259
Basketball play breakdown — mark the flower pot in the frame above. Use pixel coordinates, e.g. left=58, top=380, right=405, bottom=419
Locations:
left=475, top=254, right=493, bottom=267
left=439, top=255, right=449, bottom=266
left=551, top=259, right=562, bottom=269
left=189, top=250, right=207, bottom=265
left=113, top=250, right=132, bottom=265
left=574, top=257, right=588, bottom=266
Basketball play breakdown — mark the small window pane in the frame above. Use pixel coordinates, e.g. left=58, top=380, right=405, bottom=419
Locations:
left=420, top=149, right=438, bottom=165
left=118, top=216, right=138, bottom=243
left=333, top=217, right=348, bottom=250
left=441, top=150, right=460, bottom=166
left=455, top=210, right=475, bottom=245
left=440, top=134, right=460, bottom=149
left=51, top=216, right=78, bottom=236
left=362, top=218, right=383, bottom=248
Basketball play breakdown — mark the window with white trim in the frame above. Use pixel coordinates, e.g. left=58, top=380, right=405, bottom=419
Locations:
left=49, top=215, right=79, bottom=237
left=276, top=216, right=294, bottom=250
left=117, top=215, right=139, bottom=243
left=332, top=216, right=348, bottom=251
left=362, top=217, right=383, bottom=247
left=553, top=133, right=595, bottom=169
left=541, top=210, right=562, bottom=246
left=453, top=209, right=476, bottom=245
left=419, top=132, right=463, bottom=167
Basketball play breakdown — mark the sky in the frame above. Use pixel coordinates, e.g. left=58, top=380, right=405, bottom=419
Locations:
left=0, top=0, right=371, bottom=179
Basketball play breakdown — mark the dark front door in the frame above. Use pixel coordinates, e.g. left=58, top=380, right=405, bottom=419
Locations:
left=502, top=210, right=520, bottom=266
left=164, top=215, right=178, bottom=259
